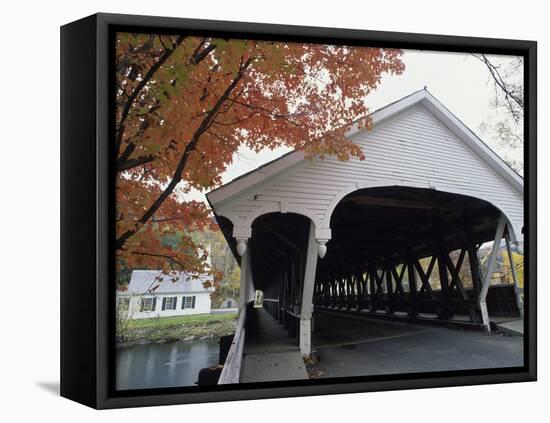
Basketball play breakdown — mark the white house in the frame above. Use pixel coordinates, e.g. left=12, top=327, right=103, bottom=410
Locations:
left=117, top=270, right=215, bottom=320
left=210, top=296, right=239, bottom=315
left=219, top=296, right=238, bottom=309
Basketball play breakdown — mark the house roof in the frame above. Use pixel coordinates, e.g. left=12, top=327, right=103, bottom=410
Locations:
left=123, top=270, right=215, bottom=295
left=206, top=89, right=523, bottom=207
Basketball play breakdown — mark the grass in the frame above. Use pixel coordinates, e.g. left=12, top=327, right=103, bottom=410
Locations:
left=118, top=313, right=238, bottom=345
left=128, top=313, right=238, bottom=329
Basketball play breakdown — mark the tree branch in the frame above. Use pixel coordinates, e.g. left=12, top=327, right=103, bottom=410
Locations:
left=117, top=154, right=156, bottom=172
left=190, top=43, right=217, bottom=65
left=116, top=36, right=185, bottom=156
left=132, top=250, right=187, bottom=269
left=116, top=57, right=254, bottom=250
left=152, top=217, right=189, bottom=223
left=116, top=38, right=219, bottom=170
left=225, top=97, right=302, bottom=127
left=213, top=110, right=257, bottom=126
left=472, top=53, right=523, bottom=122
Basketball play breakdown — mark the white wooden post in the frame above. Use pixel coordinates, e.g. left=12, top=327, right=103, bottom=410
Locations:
left=478, top=215, right=506, bottom=331
left=245, top=244, right=255, bottom=303
left=300, top=221, right=319, bottom=357
left=239, top=244, right=250, bottom=309
left=505, top=234, right=524, bottom=318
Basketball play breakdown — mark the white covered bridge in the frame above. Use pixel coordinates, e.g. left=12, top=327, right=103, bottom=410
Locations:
left=207, top=89, right=524, bottom=376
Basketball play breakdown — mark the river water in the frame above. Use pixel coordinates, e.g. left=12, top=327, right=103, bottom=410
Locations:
left=116, top=338, right=220, bottom=390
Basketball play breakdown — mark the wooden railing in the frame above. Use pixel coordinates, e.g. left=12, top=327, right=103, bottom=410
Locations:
left=217, top=305, right=247, bottom=384
left=314, top=284, right=522, bottom=321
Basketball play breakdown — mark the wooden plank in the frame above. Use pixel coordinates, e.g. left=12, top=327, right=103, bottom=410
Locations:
left=218, top=306, right=247, bottom=384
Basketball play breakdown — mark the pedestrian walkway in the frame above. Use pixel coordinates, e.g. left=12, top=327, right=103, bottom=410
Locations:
left=240, top=307, right=308, bottom=383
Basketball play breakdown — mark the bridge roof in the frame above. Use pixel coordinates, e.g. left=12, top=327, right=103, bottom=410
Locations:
left=207, top=88, right=524, bottom=255
left=207, top=89, right=523, bottom=209
left=122, top=270, right=214, bottom=295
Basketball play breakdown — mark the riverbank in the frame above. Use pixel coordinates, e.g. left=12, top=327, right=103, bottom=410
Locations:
left=117, top=313, right=237, bottom=346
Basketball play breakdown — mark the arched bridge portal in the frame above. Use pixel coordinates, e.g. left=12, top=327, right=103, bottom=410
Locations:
left=315, top=186, right=516, bottom=324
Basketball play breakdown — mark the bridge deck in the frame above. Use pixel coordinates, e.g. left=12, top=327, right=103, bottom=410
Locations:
left=495, top=319, right=524, bottom=336
left=240, top=307, right=308, bottom=383
left=309, top=310, right=523, bottom=379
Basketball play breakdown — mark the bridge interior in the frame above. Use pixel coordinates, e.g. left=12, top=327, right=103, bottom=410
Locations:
left=315, top=186, right=508, bottom=323
left=216, top=186, right=522, bottom=382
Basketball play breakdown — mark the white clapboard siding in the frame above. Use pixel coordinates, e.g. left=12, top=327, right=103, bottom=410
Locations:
left=209, top=91, right=523, bottom=243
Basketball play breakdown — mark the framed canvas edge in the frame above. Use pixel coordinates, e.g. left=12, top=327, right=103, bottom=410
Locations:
left=98, top=371, right=535, bottom=409
left=525, top=40, right=537, bottom=383
left=69, top=12, right=537, bottom=409
left=60, top=13, right=100, bottom=409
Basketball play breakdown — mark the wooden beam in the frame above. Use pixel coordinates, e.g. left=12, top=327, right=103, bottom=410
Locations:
left=407, top=260, right=418, bottom=316
left=443, top=249, right=479, bottom=323
left=505, top=234, right=524, bottom=318
left=478, top=214, right=507, bottom=331
left=390, top=262, right=406, bottom=296
left=414, top=256, right=436, bottom=298
left=259, top=223, right=302, bottom=255
left=446, top=249, right=467, bottom=294
left=299, top=221, right=318, bottom=356
left=344, top=195, right=453, bottom=210
left=254, top=233, right=293, bottom=260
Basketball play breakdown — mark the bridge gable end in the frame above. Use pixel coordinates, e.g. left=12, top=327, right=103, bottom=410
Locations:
left=208, top=92, right=524, bottom=243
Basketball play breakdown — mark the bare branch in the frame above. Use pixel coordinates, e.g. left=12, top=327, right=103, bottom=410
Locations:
left=472, top=53, right=523, bottom=122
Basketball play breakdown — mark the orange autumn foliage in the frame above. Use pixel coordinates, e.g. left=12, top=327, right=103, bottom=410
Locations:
left=115, top=33, right=404, bottom=284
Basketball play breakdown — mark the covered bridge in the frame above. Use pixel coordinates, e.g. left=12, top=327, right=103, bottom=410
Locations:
left=206, top=89, right=524, bottom=359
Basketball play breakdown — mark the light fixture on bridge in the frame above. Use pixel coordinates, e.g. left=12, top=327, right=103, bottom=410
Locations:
left=317, top=241, right=327, bottom=259
left=236, top=238, right=248, bottom=256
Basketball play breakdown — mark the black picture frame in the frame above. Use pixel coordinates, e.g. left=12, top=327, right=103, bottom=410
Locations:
left=60, top=12, right=537, bottom=409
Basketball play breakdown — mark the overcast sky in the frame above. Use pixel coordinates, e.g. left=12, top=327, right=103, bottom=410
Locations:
left=183, top=50, right=523, bottom=204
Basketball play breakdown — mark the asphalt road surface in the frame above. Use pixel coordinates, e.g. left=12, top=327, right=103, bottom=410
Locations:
left=309, top=310, right=523, bottom=379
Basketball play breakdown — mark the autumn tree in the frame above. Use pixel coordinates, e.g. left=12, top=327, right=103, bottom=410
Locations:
left=115, top=33, right=404, bottom=285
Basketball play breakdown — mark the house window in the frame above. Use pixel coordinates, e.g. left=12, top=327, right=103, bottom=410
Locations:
left=227, top=300, right=232, bottom=308
left=162, top=296, right=177, bottom=311
left=182, top=296, right=196, bottom=309
left=139, top=297, right=156, bottom=312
